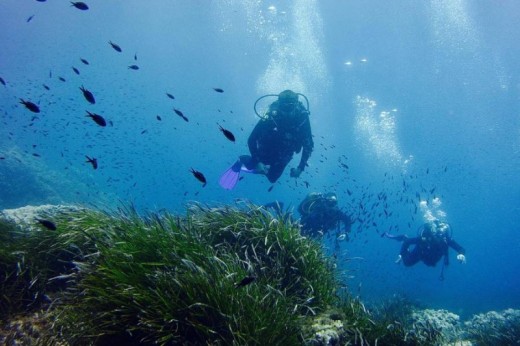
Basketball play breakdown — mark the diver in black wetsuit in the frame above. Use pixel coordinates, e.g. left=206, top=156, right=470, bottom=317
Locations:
left=384, top=221, right=466, bottom=268
left=241, top=90, right=314, bottom=183
left=298, top=192, right=353, bottom=239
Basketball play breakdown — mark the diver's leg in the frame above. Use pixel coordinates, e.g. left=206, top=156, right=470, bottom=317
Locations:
left=239, top=155, right=256, bottom=170
left=239, top=155, right=269, bottom=174
left=266, top=161, right=288, bottom=183
left=400, top=247, right=421, bottom=267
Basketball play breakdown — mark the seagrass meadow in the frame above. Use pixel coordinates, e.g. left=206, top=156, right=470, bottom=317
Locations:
left=1, top=3, right=519, bottom=344
left=0, top=203, right=342, bottom=345
left=3, top=203, right=505, bottom=345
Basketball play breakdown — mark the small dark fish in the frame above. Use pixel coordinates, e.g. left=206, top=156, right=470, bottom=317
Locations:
left=218, top=124, right=235, bottom=142
left=190, top=168, right=207, bottom=187
left=174, top=108, right=189, bottom=122
left=156, top=115, right=162, bottom=121
left=134, top=53, right=137, bottom=61
left=36, top=0, right=47, bottom=2
left=141, top=129, right=148, bottom=134
left=268, top=185, right=274, bottom=192
left=19, top=99, right=40, bottom=113
left=85, top=155, right=98, bottom=169
left=72, top=66, right=80, bottom=75
left=36, top=219, right=57, bottom=230
left=80, top=85, right=95, bottom=104
left=27, top=15, right=35, bottom=23
left=32, top=153, right=41, bottom=157
left=0, top=77, right=6, bottom=86
left=59, top=76, right=66, bottom=82
left=86, top=111, right=106, bottom=127
left=166, top=93, right=175, bottom=100
left=128, top=65, right=139, bottom=70
left=71, top=2, right=89, bottom=10
left=80, top=58, right=89, bottom=65
left=109, top=41, right=122, bottom=52
left=213, top=88, right=224, bottom=93
left=234, top=275, right=256, bottom=288
left=42, top=84, right=50, bottom=90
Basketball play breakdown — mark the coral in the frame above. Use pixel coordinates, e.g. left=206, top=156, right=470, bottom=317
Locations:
left=465, top=308, right=520, bottom=345
left=408, top=308, right=462, bottom=343
left=303, top=311, right=345, bottom=345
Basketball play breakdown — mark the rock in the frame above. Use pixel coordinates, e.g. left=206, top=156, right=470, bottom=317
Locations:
left=0, top=310, right=60, bottom=346
left=0, top=204, right=81, bottom=232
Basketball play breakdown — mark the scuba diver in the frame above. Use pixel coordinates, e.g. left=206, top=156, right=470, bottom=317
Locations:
left=219, top=90, right=313, bottom=189
left=298, top=192, right=353, bottom=239
left=383, top=220, right=466, bottom=279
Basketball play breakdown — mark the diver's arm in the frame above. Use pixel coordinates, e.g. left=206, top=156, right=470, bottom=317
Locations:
left=448, top=239, right=465, bottom=255
left=449, top=239, right=466, bottom=263
left=297, top=118, right=314, bottom=171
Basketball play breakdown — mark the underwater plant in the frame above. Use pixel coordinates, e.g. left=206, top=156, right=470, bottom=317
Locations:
left=0, top=206, right=96, bottom=319
left=1, top=203, right=340, bottom=345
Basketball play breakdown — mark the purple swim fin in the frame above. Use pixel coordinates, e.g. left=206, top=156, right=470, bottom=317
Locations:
left=219, top=160, right=242, bottom=190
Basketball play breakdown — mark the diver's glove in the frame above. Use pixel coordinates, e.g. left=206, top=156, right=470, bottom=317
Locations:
left=290, top=167, right=302, bottom=178
left=456, top=254, right=466, bottom=264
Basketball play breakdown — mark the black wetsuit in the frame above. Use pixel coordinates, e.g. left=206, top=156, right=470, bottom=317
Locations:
left=247, top=100, right=313, bottom=183
left=400, top=234, right=465, bottom=267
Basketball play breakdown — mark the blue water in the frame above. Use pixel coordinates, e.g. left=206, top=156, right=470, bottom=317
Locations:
left=1, top=1, right=519, bottom=319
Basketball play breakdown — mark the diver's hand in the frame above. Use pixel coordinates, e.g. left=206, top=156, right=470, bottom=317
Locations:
left=457, top=254, right=466, bottom=264
left=290, top=167, right=302, bottom=178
